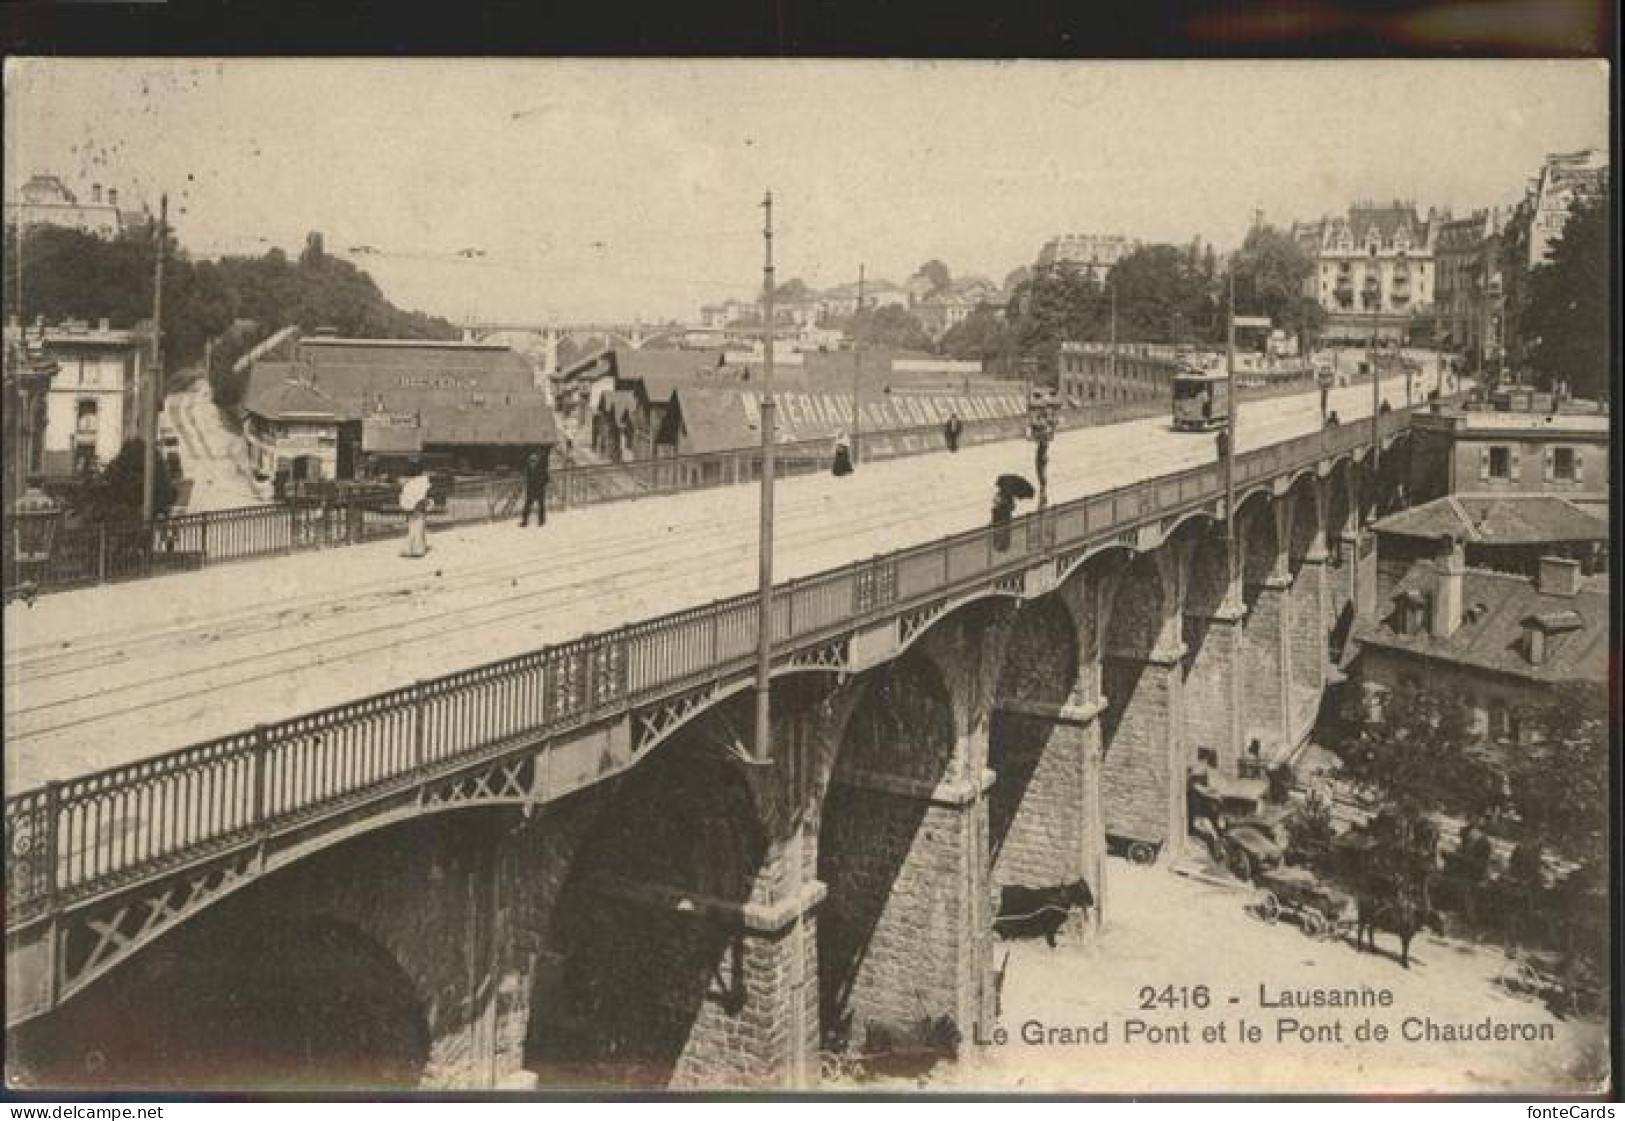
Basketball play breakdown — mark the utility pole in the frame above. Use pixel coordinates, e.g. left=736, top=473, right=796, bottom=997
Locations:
left=1369, top=290, right=1380, bottom=479
left=142, top=193, right=168, bottom=525
left=752, top=190, right=776, bottom=768
left=1109, top=282, right=1117, bottom=386
left=851, top=263, right=864, bottom=464
left=1224, top=265, right=1237, bottom=559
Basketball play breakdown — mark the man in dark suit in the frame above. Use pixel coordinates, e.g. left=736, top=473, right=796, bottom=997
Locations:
left=519, top=450, right=550, bottom=527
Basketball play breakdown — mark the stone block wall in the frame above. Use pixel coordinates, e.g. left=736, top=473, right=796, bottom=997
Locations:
left=1241, top=586, right=1287, bottom=752
left=989, top=717, right=1085, bottom=891
left=1100, top=657, right=1179, bottom=847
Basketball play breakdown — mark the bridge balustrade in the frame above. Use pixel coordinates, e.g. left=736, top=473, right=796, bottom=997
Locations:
left=4, top=406, right=1431, bottom=938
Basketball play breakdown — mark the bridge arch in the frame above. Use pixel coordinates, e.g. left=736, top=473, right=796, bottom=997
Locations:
left=814, top=646, right=961, bottom=1053
left=13, top=899, right=431, bottom=1090
left=530, top=694, right=770, bottom=1088
left=987, top=596, right=1082, bottom=893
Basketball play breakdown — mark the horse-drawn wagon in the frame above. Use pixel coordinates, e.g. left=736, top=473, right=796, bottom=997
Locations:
left=1250, top=865, right=1356, bottom=940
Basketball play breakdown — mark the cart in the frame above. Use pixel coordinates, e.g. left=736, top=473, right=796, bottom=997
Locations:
left=1251, top=865, right=1355, bottom=940
left=1106, top=833, right=1162, bottom=866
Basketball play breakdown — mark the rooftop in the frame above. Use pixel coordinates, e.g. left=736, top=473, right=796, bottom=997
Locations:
left=1373, top=495, right=1606, bottom=546
left=1352, top=560, right=1608, bottom=685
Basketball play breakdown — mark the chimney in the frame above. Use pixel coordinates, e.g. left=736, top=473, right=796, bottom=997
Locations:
left=1431, top=535, right=1465, bottom=638
left=1537, top=555, right=1581, bottom=597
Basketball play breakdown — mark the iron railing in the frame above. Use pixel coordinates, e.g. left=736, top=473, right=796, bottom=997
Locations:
left=4, top=406, right=1421, bottom=928
left=2, top=402, right=1164, bottom=599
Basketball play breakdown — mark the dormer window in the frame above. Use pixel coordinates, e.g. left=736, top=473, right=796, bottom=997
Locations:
left=1394, top=589, right=1428, bottom=636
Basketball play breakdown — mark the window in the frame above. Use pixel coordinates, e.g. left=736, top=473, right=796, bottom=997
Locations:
left=1551, top=446, right=1577, bottom=481
left=1487, top=445, right=1511, bottom=480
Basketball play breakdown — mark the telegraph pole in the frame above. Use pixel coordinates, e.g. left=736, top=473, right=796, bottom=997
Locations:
left=1224, top=263, right=1237, bottom=552
left=1370, top=293, right=1381, bottom=478
left=851, top=263, right=864, bottom=464
left=142, top=193, right=168, bottom=525
left=752, top=190, right=777, bottom=768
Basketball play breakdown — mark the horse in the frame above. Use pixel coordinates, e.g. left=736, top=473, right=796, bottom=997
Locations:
left=993, top=880, right=1093, bottom=947
left=1354, top=874, right=1440, bottom=969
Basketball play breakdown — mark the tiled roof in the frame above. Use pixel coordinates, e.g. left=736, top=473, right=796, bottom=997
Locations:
left=246, top=341, right=558, bottom=446
left=243, top=363, right=345, bottom=419
left=668, top=385, right=763, bottom=455
left=1373, top=495, right=1606, bottom=545
left=1351, top=561, right=1608, bottom=685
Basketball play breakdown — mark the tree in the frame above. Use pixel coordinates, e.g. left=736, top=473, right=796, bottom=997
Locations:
left=1108, top=244, right=1218, bottom=346
left=939, top=304, right=1011, bottom=364
left=85, top=438, right=177, bottom=523
left=1505, top=682, right=1609, bottom=867
left=1002, top=265, right=1032, bottom=292
left=1229, top=225, right=1324, bottom=349
left=915, top=259, right=951, bottom=294
left=774, top=277, right=811, bottom=302
left=851, top=304, right=934, bottom=353
left=999, top=260, right=1107, bottom=378
left=1518, top=189, right=1610, bottom=399
left=1334, top=680, right=1504, bottom=823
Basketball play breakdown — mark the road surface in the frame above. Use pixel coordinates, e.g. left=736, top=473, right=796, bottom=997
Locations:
left=164, top=377, right=263, bottom=512
left=5, top=373, right=1426, bottom=792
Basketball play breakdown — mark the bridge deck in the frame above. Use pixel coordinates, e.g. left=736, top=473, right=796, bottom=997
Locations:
left=5, top=374, right=1417, bottom=793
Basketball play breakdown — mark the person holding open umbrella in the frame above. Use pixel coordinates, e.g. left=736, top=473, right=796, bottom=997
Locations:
left=399, top=459, right=432, bottom=558
left=992, top=473, right=1033, bottom=552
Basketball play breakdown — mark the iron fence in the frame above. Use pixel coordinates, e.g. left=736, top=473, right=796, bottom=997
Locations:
left=5, top=403, right=1162, bottom=601
left=4, top=406, right=1427, bottom=927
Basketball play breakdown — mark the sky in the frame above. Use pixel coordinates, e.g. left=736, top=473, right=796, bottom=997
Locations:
left=4, top=58, right=1610, bottom=324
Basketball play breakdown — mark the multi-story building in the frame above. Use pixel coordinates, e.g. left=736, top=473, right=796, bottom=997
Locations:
left=1522, top=149, right=1607, bottom=269
left=1057, top=343, right=1179, bottom=408
left=4, top=174, right=142, bottom=239
left=1352, top=544, right=1606, bottom=746
left=1, top=319, right=150, bottom=477
left=1034, top=233, right=1139, bottom=282
left=2, top=334, right=59, bottom=508
left=1404, top=397, right=1608, bottom=518
left=1500, top=149, right=1607, bottom=369
left=1291, top=201, right=1439, bottom=344
left=1433, top=208, right=1507, bottom=367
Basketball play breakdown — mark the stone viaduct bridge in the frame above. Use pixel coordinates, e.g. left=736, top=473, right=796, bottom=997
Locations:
left=6, top=410, right=1418, bottom=1090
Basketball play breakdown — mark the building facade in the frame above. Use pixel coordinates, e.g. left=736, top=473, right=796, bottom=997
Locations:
left=1291, top=202, right=1439, bottom=344
left=2, top=320, right=149, bottom=477
left=1034, top=234, right=1139, bottom=282
left=1057, top=343, right=1180, bottom=408
left=1522, top=149, right=1607, bottom=269
left=1433, top=208, right=1507, bottom=367
left=1353, top=546, right=1606, bottom=746
left=242, top=337, right=556, bottom=489
left=5, top=174, right=141, bottom=238
left=1404, top=401, right=1608, bottom=518
left=2, top=336, right=58, bottom=508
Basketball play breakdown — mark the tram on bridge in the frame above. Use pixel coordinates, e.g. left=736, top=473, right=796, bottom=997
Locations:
left=1171, top=359, right=1230, bottom=431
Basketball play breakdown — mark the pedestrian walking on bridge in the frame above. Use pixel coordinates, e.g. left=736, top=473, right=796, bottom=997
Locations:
left=944, top=411, right=963, bottom=452
left=520, top=450, right=550, bottom=527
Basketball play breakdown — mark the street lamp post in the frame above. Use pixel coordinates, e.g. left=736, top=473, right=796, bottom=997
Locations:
left=752, top=190, right=777, bottom=768
left=851, top=263, right=865, bottom=465
left=1224, top=266, right=1237, bottom=554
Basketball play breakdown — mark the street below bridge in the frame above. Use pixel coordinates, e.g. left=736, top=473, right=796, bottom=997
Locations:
left=5, top=371, right=1422, bottom=793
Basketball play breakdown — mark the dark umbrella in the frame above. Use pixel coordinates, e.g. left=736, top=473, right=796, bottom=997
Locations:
left=996, top=474, right=1035, bottom=500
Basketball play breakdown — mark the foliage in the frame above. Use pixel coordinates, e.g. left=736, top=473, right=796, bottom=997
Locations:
left=1000, top=260, right=1107, bottom=378
left=774, top=277, right=812, bottom=302
left=1285, top=788, right=1336, bottom=868
left=80, top=439, right=177, bottom=523
left=914, top=259, right=951, bottom=294
left=1517, top=188, right=1610, bottom=400
left=1230, top=224, right=1324, bottom=348
left=850, top=303, right=934, bottom=353
left=1335, top=680, right=1503, bottom=822
left=4, top=224, right=458, bottom=411
left=938, top=305, right=1011, bottom=364
left=1109, top=244, right=1220, bottom=346
left=1505, top=682, right=1609, bottom=866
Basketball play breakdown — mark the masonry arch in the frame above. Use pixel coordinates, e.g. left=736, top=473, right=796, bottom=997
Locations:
left=987, top=596, right=1081, bottom=892
left=1099, top=547, right=1183, bottom=855
left=815, top=646, right=959, bottom=1053
left=531, top=697, right=769, bottom=1088
left=12, top=911, right=430, bottom=1091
